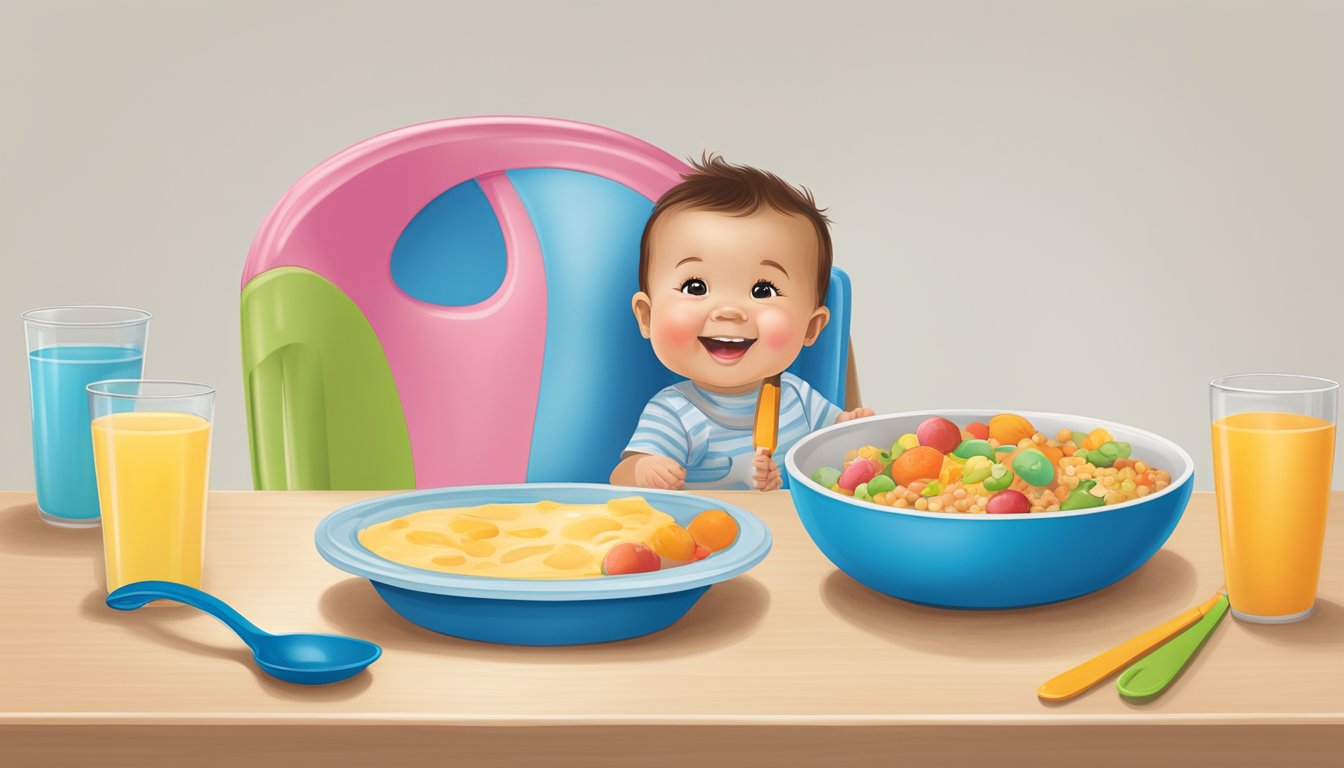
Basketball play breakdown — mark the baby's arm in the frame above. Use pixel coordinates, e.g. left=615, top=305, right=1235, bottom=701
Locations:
left=612, top=397, right=692, bottom=490
left=611, top=453, right=686, bottom=490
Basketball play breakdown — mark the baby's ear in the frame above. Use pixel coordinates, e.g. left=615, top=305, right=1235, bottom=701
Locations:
left=803, top=305, right=830, bottom=346
left=632, top=292, right=653, bottom=339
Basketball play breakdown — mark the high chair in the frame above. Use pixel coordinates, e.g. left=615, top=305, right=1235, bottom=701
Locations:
left=241, top=116, right=852, bottom=489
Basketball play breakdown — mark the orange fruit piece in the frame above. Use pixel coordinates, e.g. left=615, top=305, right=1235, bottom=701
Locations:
left=1035, top=443, right=1064, bottom=467
left=939, top=455, right=963, bottom=486
left=650, top=524, right=697, bottom=560
left=1082, top=427, right=1114, bottom=452
left=688, top=510, right=740, bottom=552
left=989, top=414, right=1036, bottom=446
left=890, top=445, right=944, bottom=485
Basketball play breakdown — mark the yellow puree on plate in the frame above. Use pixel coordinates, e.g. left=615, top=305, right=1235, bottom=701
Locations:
left=358, top=496, right=676, bottom=579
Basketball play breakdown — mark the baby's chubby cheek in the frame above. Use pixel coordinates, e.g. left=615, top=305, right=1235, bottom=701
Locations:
left=649, top=303, right=703, bottom=351
left=756, top=307, right=802, bottom=352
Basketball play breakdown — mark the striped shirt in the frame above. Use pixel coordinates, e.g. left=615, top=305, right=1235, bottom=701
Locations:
left=623, top=372, right=844, bottom=490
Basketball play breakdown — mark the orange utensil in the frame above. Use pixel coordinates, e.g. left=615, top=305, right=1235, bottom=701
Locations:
left=1037, top=589, right=1226, bottom=702
left=753, top=374, right=782, bottom=454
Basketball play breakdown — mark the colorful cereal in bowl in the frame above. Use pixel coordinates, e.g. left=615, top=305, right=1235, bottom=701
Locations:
left=784, top=410, right=1194, bottom=609
left=811, top=413, right=1173, bottom=515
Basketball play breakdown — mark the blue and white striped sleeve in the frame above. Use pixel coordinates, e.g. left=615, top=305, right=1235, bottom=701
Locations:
left=800, top=378, right=844, bottom=431
left=622, top=397, right=691, bottom=466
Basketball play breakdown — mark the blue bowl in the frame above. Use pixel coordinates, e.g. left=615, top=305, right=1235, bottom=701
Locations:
left=314, top=484, right=771, bottom=645
left=784, top=410, right=1194, bottom=609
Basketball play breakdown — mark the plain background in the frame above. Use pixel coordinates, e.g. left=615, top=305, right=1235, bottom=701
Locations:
left=1, top=0, right=1341, bottom=491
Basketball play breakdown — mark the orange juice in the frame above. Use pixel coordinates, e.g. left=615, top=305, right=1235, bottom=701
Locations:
left=1211, top=411, right=1335, bottom=620
left=92, top=411, right=212, bottom=592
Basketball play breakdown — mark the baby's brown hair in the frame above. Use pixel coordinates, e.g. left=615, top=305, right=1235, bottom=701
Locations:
left=638, top=153, right=833, bottom=306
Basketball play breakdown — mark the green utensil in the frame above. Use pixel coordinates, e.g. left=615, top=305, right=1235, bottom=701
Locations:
left=1117, top=594, right=1229, bottom=699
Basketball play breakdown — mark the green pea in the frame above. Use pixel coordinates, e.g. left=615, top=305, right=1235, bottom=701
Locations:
left=921, top=480, right=943, bottom=497
left=1087, top=449, right=1115, bottom=468
left=952, top=439, right=996, bottom=461
left=812, top=466, right=841, bottom=487
left=1098, top=441, right=1122, bottom=460
left=854, top=482, right=871, bottom=501
left=1116, top=441, right=1133, bottom=458
left=1012, top=448, right=1055, bottom=487
left=1069, top=431, right=1089, bottom=448
left=995, top=445, right=1016, bottom=456
left=1061, top=479, right=1105, bottom=511
left=984, top=463, right=1014, bottom=491
left=868, top=475, right=896, bottom=495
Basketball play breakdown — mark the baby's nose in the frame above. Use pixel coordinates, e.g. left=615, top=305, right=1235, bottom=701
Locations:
left=708, top=305, right=748, bottom=322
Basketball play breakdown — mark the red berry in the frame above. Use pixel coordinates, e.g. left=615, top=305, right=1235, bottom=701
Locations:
left=986, top=489, right=1032, bottom=515
left=602, top=542, right=662, bottom=575
left=966, top=422, right=990, bottom=440
left=916, top=417, right=962, bottom=454
left=837, top=457, right=881, bottom=491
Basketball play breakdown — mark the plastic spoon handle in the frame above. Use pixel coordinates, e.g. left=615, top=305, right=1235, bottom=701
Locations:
left=1037, top=591, right=1224, bottom=702
left=106, top=581, right=270, bottom=650
left=754, top=374, right=782, bottom=453
left=1118, top=594, right=1229, bottom=699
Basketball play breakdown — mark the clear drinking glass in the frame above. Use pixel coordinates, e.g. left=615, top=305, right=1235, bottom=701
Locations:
left=88, top=380, right=214, bottom=593
left=23, top=306, right=150, bottom=527
left=1210, top=374, right=1338, bottom=623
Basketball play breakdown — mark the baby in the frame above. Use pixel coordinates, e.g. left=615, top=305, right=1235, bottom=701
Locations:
left=610, top=155, right=873, bottom=491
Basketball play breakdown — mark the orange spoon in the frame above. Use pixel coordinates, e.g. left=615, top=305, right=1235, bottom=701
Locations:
left=1037, top=588, right=1226, bottom=702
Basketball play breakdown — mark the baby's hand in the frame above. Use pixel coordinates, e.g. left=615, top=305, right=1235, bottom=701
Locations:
left=751, top=447, right=783, bottom=491
left=835, top=407, right=876, bottom=424
left=634, top=454, right=686, bottom=490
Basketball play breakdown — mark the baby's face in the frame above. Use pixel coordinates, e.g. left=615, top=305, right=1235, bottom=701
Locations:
left=634, top=207, right=830, bottom=393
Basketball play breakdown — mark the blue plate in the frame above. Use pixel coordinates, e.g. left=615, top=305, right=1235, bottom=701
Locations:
left=315, top=484, right=771, bottom=645
left=784, top=410, right=1195, bottom=609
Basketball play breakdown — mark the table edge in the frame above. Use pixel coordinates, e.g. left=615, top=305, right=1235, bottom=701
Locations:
left=3, top=713, right=1342, bottom=727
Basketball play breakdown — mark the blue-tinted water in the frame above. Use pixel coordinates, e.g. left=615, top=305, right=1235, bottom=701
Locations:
left=28, top=345, right=144, bottom=521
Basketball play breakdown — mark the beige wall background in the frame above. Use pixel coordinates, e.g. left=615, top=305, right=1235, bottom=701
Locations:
left=2, top=0, right=1341, bottom=491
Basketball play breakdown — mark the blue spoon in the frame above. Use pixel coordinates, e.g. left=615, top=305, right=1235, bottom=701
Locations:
left=106, top=581, right=381, bottom=685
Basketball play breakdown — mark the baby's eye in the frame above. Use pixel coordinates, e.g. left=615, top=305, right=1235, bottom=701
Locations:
left=751, top=280, right=781, bottom=299
left=680, top=278, right=708, bottom=296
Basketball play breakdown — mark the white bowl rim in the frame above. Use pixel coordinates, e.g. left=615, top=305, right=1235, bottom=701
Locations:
left=784, top=408, right=1195, bottom=521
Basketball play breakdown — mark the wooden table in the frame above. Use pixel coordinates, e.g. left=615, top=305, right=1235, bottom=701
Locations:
left=0, top=491, right=1339, bottom=767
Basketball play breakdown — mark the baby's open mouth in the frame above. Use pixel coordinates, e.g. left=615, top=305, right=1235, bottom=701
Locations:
left=699, top=336, right=757, bottom=363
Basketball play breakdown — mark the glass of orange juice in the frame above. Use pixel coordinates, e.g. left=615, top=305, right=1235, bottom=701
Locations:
left=1210, top=374, right=1338, bottom=623
left=87, top=380, right=215, bottom=593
